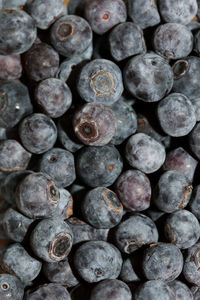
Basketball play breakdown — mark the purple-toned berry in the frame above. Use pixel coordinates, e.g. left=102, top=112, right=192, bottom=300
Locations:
left=19, top=113, right=57, bottom=154
left=84, top=0, right=127, bottom=35
left=24, top=42, right=59, bottom=82
left=157, top=93, right=196, bottom=137
left=16, top=172, right=60, bottom=219
left=0, top=139, right=31, bottom=173
left=73, top=103, right=117, bottom=146
left=50, top=15, right=92, bottom=58
left=0, top=55, right=22, bottom=80
left=153, top=23, right=193, bottom=60
left=115, top=170, right=151, bottom=212
left=125, top=133, right=166, bottom=174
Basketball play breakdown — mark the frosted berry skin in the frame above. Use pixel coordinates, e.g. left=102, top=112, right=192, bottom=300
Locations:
left=76, top=145, right=123, bottom=187
left=172, top=57, right=200, bottom=101
left=3, top=208, right=33, bottom=242
left=194, top=30, right=200, bottom=55
left=0, top=80, right=33, bottom=129
left=125, top=133, right=166, bottom=174
left=109, top=22, right=146, bottom=61
left=53, top=188, right=73, bottom=220
left=77, top=59, right=123, bottom=106
left=134, top=280, right=175, bottom=300
left=154, top=171, right=193, bottom=213
left=169, top=281, right=193, bottom=300
left=90, top=279, right=132, bottom=300
left=164, top=209, right=200, bottom=249
left=35, top=78, right=72, bottom=118
left=16, top=172, right=60, bottom=219
left=73, top=103, right=117, bottom=146
left=157, top=93, right=196, bottom=137
left=115, top=170, right=151, bottom=212
left=192, top=286, right=200, bottom=299
left=74, top=241, right=122, bottom=283
left=0, top=9, right=36, bottom=55
left=124, top=52, right=173, bottom=103
left=110, top=98, right=137, bottom=145
left=114, top=213, right=159, bottom=254
left=25, top=283, right=71, bottom=300
left=120, top=256, right=141, bottom=283
left=30, top=218, right=73, bottom=263
left=0, top=139, right=31, bottom=173
left=19, top=113, right=57, bottom=154
left=0, top=55, right=22, bottom=80
left=0, top=273, right=24, bottom=300
left=183, top=243, right=200, bottom=286
left=142, top=243, right=183, bottom=282
left=190, top=185, right=200, bottom=221
left=67, top=217, right=109, bottom=245
left=158, top=0, right=198, bottom=25
left=43, top=258, right=79, bottom=287
left=50, top=15, right=92, bottom=58
left=189, top=123, right=200, bottom=160
left=24, top=42, right=60, bottom=82
left=84, top=0, right=127, bottom=35
left=1, top=243, right=42, bottom=282
left=26, top=0, right=67, bottom=30
left=82, top=187, right=123, bottom=229
left=153, top=23, right=193, bottom=60
left=163, top=147, right=197, bottom=181
left=1, top=0, right=27, bottom=9
left=38, top=148, right=76, bottom=188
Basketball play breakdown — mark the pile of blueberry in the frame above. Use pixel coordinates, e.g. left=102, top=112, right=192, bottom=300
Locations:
left=2, top=0, right=200, bottom=299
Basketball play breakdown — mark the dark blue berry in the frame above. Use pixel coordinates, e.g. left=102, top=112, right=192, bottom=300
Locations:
left=0, top=273, right=24, bottom=300
left=134, top=280, right=175, bottom=300
left=189, top=122, right=200, bottom=160
left=25, top=283, right=71, bottom=300
left=168, top=280, right=193, bottom=300
left=189, top=185, right=200, bottom=221
left=0, top=54, right=22, bottom=80
left=183, top=243, right=200, bottom=286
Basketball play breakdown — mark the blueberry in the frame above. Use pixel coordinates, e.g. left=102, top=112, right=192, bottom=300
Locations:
left=84, top=0, right=127, bottom=35
left=168, top=280, right=193, bottom=300
left=26, top=0, right=67, bottom=29
left=0, top=80, right=33, bottom=128
left=163, top=147, right=197, bottom=181
left=158, top=0, right=198, bottom=25
left=1, top=243, right=42, bottom=282
left=0, top=273, right=24, bottom=300
left=143, top=243, right=183, bottom=282
left=74, top=240, right=122, bottom=283
left=172, top=57, right=200, bottom=101
left=57, top=117, right=83, bottom=153
left=115, top=169, right=151, bottom=211
left=38, top=148, right=76, bottom=188
left=114, top=213, right=159, bottom=254
left=3, top=208, right=33, bottom=242
left=157, top=93, right=196, bottom=137
left=1, top=0, right=27, bottom=9
left=127, top=0, right=160, bottom=29
left=137, top=113, right=171, bottom=148
left=54, top=188, right=73, bottom=220
left=35, top=78, right=72, bottom=118
left=76, top=145, right=123, bottom=187
left=109, top=22, right=146, bottom=61
left=153, top=23, right=193, bottom=59
left=16, top=172, right=60, bottom=219
left=125, top=133, right=166, bottom=174
left=67, top=217, right=109, bottom=245
left=194, top=29, right=200, bottom=56
left=30, top=218, right=73, bottom=262
left=82, top=187, right=123, bottom=229
left=24, top=42, right=60, bottom=82
left=191, top=286, right=200, bottom=299
left=50, top=15, right=92, bottom=58
left=189, top=185, right=200, bottom=221
left=134, top=280, right=175, bottom=300
left=189, top=122, right=200, bottom=160
left=145, top=208, right=166, bottom=223
left=120, top=256, right=141, bottom=284
left=25, top=283, right=71, bottom=300
left=123, top=52, right=174, bottom=102
left=90, top=279, right=132, bottom=300
left=19, top=113, right=57, bottom=154
left=183, top=243, right=200, bottom=286
left=43, top=258, right=79, bottom=287
left=73, top=103, right=117, bottom=146
left=154, top=171, right=192, bottom=213
left=110, top=98, right=137, bottom=145
left=0, top=9, right=36, bottom=55
left=0, top=54, right=22, bottom=80
left=77, top=59, right=123, bottom=106
left=164, top=209, right=200, bottom=249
